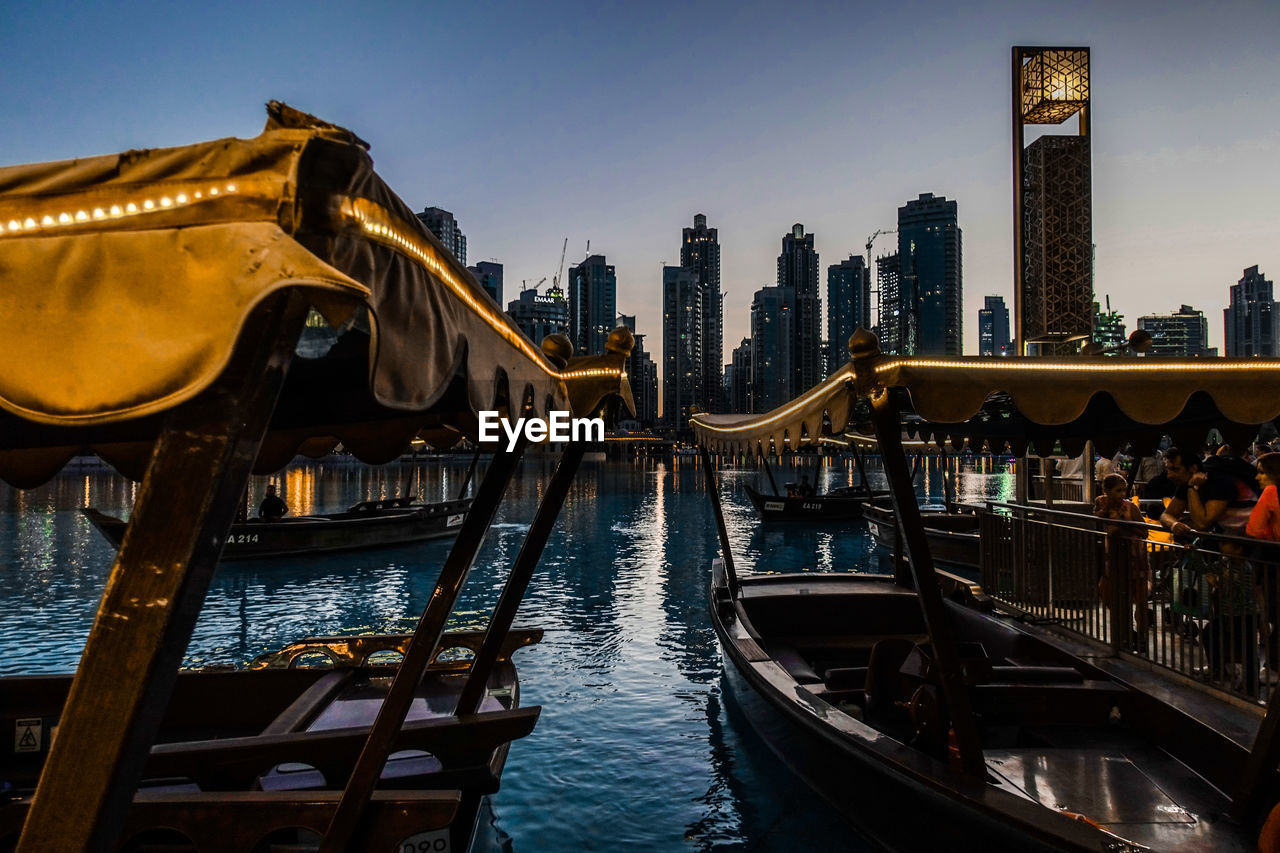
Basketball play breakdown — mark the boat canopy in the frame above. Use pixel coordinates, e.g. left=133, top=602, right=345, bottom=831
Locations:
left=0, top=102, right=631, bottom=486
left=690, top=329, right=1280, bottom=456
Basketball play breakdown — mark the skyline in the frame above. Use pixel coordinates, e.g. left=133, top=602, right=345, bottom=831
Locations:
left=2, top=1, right=1277, bottom=368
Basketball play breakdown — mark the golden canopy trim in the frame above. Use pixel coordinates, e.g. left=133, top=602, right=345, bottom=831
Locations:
left=690, top=331, right=1280, bottom=453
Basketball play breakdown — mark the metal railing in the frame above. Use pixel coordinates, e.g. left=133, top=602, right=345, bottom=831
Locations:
left=980, top=501, right=1277, bottom=706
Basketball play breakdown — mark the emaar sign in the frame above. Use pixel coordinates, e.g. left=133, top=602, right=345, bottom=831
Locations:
left=478, top=411, right=604, bottom=451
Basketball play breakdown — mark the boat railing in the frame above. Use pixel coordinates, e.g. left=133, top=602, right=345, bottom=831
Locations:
left=979, top=500, right=1277, bottom=707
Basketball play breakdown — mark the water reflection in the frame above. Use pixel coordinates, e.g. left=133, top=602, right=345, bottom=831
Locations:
left=0, top=453, right=1013, bottom=851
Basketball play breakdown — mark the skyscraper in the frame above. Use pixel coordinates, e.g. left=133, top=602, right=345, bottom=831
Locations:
left=507, top=283, right=568, bottom=346
left=682, top=213, right=722, bottom=412
left=1093, top=299, right=1127, bottom=350
left=467, top=260, right=503, bottom=305
left=750, top=285, right=795, bottom=413
left=1225, top=265, right=1277, bottom=357
left=778, top=224, right=821, bottom=391
left=1138, top=305, right=1215, bottom=357
left=876, top=252, right=904, bottom=354
left=978, top=295, right=1012, bottom=356
left=897, top=193, right=962, bottom=355
left=566, top=254, right=617, bottom=356
left=1013, top=47, right=1092, bottom=353
left=662, top=266, right=703, bottom=428
left=728, top=338, right=751, bottom=414
left=827, top=255, right=871, bottom=372
left=416, top=206, right=467, bottom=265
left=618, top=313, right=658, bottom=427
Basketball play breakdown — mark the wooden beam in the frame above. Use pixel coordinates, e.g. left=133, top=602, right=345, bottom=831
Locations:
left=701, top=448, right=740, bottom=598
left=321, top=442, right=526, bottom=852
left=869, top=390, right=986, bottom=778
left=17, top=290, right=310, bottom=853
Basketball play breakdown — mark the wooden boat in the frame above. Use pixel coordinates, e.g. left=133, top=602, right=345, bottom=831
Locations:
left=744, top=482, right=885, bottom=521
left=0, top=103, right=633, bottom=853
left=864, top=501, right=980, bottom=575
left=82, top=496, right=474, bottom=560
left=691, top=329, right=1280, bottom=850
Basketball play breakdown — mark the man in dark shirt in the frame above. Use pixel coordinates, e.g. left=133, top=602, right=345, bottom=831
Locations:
left=259, top=483, right=288, bottom=521
left=1159, top=447, right=1257, bottom=537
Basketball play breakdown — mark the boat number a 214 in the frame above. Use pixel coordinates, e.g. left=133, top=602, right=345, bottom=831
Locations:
left=231, top=534, right=259, bottom=544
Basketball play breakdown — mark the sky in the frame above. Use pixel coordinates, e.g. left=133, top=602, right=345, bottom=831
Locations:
left=3, top=0, right=1277, bottom=368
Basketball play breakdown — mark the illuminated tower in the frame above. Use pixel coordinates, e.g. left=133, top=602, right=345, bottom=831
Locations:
left=1012, top=47, right=1092, bottom=355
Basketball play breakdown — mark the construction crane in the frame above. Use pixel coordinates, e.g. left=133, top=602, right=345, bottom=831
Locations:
left=552, top=237, right=568, bottom=293
left=865, top=228, right=897, bottom=341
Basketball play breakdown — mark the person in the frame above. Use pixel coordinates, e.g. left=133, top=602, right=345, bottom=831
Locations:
left=1247, top=452, right=1280, bottom=542
left=259, top=483, right=288, bottom=521
left=1093, top=473, right=1150, bottom=646
left=798, top=474, right=816, bottom=497
left=1247, top=452, right=1280, bottom=670
left=1160, top=447, right=1259, bottom=689
left=1159, top=447, right=1258, bottom=539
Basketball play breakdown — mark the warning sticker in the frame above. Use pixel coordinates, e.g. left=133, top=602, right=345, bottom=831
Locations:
left=15, top=718, right=41, bottom=753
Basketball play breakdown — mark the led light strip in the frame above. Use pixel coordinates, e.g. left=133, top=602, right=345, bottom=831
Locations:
left=339, top=196, right=624, bottom=387
left=691, top=366, right=855, bottom=435
left=0, top=181, right=242, bottom=236
left=876, top=358, right=1280, bottom=373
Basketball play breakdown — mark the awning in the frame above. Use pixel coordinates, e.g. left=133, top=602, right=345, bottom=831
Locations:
left=690, top=330, right=1280, bottom=455
left=0, top=103, right=631, bottom=486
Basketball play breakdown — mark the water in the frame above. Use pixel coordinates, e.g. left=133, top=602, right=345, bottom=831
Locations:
left=0, top=453, right=1012, bottom=851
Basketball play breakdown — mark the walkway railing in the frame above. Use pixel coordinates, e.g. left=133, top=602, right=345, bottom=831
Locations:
left=979, top=501, right=1276, bottom=706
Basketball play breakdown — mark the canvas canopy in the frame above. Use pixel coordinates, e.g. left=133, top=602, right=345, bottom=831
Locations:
left=690, top=330, right=1280, bottom=456
left=0, top=102, right=630, bottom=486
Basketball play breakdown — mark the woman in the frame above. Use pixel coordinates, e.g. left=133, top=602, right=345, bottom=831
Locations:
left=1248, top=452, right=1280, bottom=671
left=1247, top=452, right=1280, bottom=541
left=1094, top=473, right=1150, bottom=645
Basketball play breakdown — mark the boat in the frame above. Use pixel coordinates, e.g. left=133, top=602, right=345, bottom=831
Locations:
left=82, top=496, right=474, bottom=560
left=864, top=500, right=981, bottom=576
left=744, top=482, right=885, bottom=521
left=690, top=329, right=1280, bottom=851
left=0, top=102, right=633, bottom=852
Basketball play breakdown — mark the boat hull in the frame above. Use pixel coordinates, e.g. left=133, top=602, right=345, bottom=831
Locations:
left=82, top=498, right=472, bottom=561
left=864, top=502, right=980, bottom=575
left=744, top=484, right=885, bottom=522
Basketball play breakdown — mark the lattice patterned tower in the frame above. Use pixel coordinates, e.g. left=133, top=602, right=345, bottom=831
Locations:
left=1012, top=47, right=1092, bottom=355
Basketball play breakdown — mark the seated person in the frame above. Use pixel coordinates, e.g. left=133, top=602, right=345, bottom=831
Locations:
left=259, top=483, right=288, bottom=521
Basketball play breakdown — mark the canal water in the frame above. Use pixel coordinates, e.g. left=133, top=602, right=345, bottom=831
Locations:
left=0, top=453, right=1012, bottom=851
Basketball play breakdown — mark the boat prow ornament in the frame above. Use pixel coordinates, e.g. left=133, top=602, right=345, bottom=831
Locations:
left=0, top=102, right=631, bottom=853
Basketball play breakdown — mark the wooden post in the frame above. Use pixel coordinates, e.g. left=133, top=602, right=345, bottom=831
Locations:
left=851, top=440, right=872, bottom=495
left=322, top=441, right=526, bottom=851
left=457, top=448, right=481, bottom=500
left=761, top=453, right=780, bottom=496
left=18, top=291, right=310, bottom=853
left=455, top=441, right=586, bottom=715
left=700, top=447, right=740, bottom=599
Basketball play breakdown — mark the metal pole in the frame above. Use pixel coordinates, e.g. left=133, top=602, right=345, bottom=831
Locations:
left=761, top=452, right=781, bottom=496
left=457, top=447, right=481, bottom=500
left=455, top=442, right=586, bottom=715
left=323, top=441, right=526, bottom=852
left=700, top=447, right=740, bottom=599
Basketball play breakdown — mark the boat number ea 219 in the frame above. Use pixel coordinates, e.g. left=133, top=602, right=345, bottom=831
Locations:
left=397, top=829, right=449, bottom=852
left=803, top=503, right=821, bottom=510
left=231, top=534, right=260, bottom=544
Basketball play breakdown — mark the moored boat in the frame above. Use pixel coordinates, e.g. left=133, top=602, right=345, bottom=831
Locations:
left=82, top=496, right=473, bottom=560
left=0, top=103, right=634, bottom=853
left=691, top=330, right=1280, bottom=850
left=744, top=482, right=885, bottom=521
left=864, top=501, right=981, bottom=575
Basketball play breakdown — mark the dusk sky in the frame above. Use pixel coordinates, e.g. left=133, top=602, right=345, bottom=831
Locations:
left=4, top=0, right=1277, bottom=367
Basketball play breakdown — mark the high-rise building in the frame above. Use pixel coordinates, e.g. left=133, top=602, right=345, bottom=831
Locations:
left=1225, top=265, right=1277, bottom=357
left=827, top=256, right=872, bottom=372
left=566, top=254, right=617, bottom=356
left=416, top=207, right=467, bottom=265
left=897, top=193, right=962, bottom=356
left=467, top=260, right=503, bottom=305
left=618, top=313, right=658, bottom=427
left=750, top=285, right=795, bottom=413
left=682, top=213, right=722, bottom=412
left=876, top=252, right=904, bottom=354
left=507, top=283, right=568, bottom=346
left=778, top=224, right=822, bottom=391
left=662, top=267, right=703, bottom=428
left=1013, top=47, right=1092, bottom=353
left=978, top=295, right=1013, bottom=356
left=1093, top=299, right=1126, bottom=350
left=1138, top=305, right=1216, bottom=357
left=728, top=338, right=751, bottom=414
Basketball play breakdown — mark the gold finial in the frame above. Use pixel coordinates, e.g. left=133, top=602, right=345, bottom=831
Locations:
left=541, top=333, right=573, bottom=368
left=848, top=328, right=880, bottom=360
left=606, top=326, right=635, bottom=357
